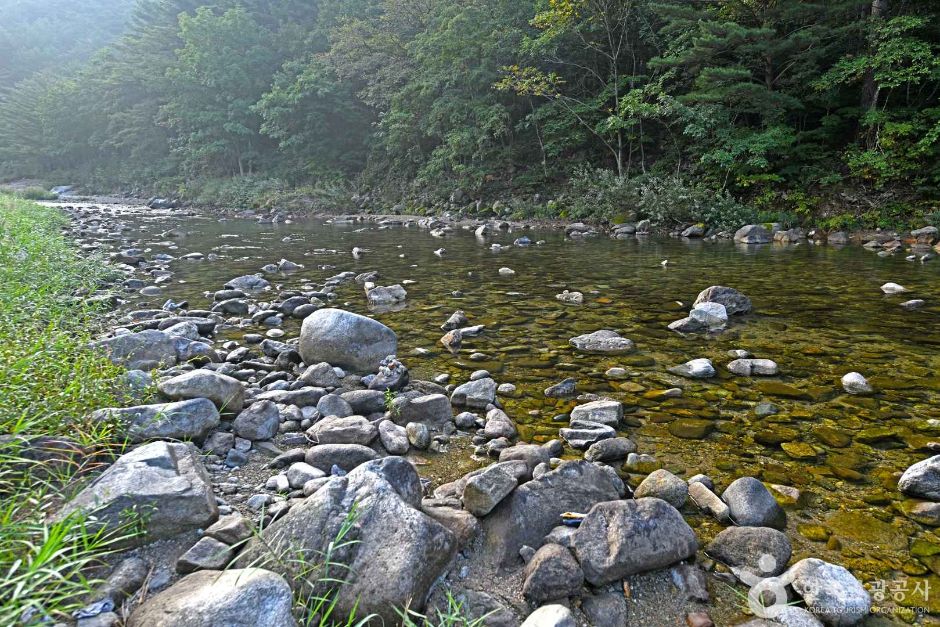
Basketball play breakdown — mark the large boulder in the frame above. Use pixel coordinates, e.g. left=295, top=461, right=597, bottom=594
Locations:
left=93, top=330, right=177, bottom=370
left=787, top=558, right=871, bottom=626
left=299, top=308, right=397, bottom=374
left=55, top=441, right=217, bottom=545
left=693, top=286, right=753, bottom=315
left=157, top=370, right=244, bottom=413
left=573, top=498, right=697, bottom=585
left=481, top=461, right=622, bottom=566
left=721, top=477, right=787, bottom=529
left=734, top=225, right=772, bottom=245
left=238, top=457, right=455, bottom=624
left=90, top=399, right=219, bottom=444
left=128, top=568, right=295, bottom=627
left=898, top=455, right=940, bottom=500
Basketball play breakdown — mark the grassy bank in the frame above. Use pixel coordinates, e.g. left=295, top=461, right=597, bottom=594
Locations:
left=0, top=193, right=131, bottom=624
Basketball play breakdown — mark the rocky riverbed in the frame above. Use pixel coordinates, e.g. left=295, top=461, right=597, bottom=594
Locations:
left=33, top=201, right=940, bottom=626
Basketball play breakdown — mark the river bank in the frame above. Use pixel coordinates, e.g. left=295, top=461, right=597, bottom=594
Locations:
left=5, top=195, right=940, bottom=625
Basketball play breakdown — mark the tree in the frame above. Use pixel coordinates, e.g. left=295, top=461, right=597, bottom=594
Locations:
left=160, top=6, right=280, bottom=176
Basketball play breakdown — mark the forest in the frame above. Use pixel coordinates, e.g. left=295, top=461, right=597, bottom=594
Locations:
left=1, top=0, right=939, bottom=228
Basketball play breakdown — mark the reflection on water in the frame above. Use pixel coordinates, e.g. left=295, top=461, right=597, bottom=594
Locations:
left=85, top=205, right=940, bottom=601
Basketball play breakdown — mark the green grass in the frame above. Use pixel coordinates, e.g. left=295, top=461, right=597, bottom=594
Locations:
left=0, top=196, right=134, bottom=624
left=0, top=186, right=59, bottom=201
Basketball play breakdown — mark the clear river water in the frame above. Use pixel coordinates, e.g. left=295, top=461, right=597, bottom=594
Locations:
left=72, top=203, right=940, bottom=618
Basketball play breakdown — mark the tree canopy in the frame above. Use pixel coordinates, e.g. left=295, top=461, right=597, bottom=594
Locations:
left=1, top=0, right=938, bottom=225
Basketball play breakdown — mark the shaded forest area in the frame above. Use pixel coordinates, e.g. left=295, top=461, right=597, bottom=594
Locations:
left=1, top=0, right=939, bottom=229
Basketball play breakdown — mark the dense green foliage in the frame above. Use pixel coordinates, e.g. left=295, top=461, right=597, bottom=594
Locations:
left=1, top=0, right=939, bottom=226
left=0, top=195, right=137, bottom=624
left=0, top=0, right=136, bottom=93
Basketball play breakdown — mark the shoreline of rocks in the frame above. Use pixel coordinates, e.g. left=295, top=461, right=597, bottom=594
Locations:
left=30, top=202, right=938, bottom=626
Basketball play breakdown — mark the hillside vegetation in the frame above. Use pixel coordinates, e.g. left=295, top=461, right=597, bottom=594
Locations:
left=1, top=0, right=939, bottom=229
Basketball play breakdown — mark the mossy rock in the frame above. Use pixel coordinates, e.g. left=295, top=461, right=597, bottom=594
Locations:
left=781, top=441, right=817, bottom=460
left=856, top=426, right=902, bottom=444
left=754, top=426, right=800, bottom=445
left=827, top=510, right=907, bottom=551
left=755, top=381, right=814, bottom=400
left=814, top=425, right=852, bottom=448
left=797, top=523, right=831, bottom=542
left=668, top=419, right=714, bottom=439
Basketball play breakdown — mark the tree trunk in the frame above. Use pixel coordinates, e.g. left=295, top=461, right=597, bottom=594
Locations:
left=861, top=0, right=888, bottom=114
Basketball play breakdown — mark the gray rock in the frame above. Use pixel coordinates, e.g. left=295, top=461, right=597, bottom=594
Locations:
left=581, top=590, right=627, bottom=627
left=734, top=225, right=772, bottom=245
left=93, top=330, right=177, bottom=370
left=286, top=462, right=325, bottom=489
left=481, top=460, right=622, bottom=566
left=544, top=378, right=577, bottom=397
left=688, top=481, right=731, bottom=523
left=127, top=568, right=295, bottom=627
left=693, top=285, right=753, bottom=315
left=233, top=401, right=280, bottom=440
left=55, top=441, right=217, bottom=545
left=727, top=359, right=779, bottom=376
left=238, top=458, right=455, bottom=624
left=157, top=370, right=244, bottom=413
left=633, top=469, right=688, bottom=508
left=706, top=526, right=791, bottom=580
left=568, top=330, right=635, bottom=354
left=559, top=419, right=615, bottom=450
left=898, top=455, right=940, bottom=500
left=584, top=437, right=636, bottom=463
left=366, top=284, right=408, bottom=306
left=499, top=444, right=551, bottom=478
left=224, top=275, right=271, bottom=292
left=569, top=400, right=622, bottom=426
left=205, top=513, right=253, bottom=545
left=91, top=399, right=219, bottom=444
left=307, top=415, right=377, bottom=446
left=787, top=558, right=871, bottom=627
left=451, top=378, right=497, bottom=409
left=721, top=477, right=786, bottom=529
left=522, top=543, right=584, bottom=603
left=176, top=536, right=232, bottom=573
left=483, top=408, right=518, bottom=440
left=521, top=605, right=576, bottom=627
left=392, top=394, right=453, bottom=429
left=341, top=389, right=386, bottom=414
left=299, top=362, right=342, bottom=388
left=573, top=498, right=698, bottom=585
left=316, top=393, right=354, bottom=418
left=668, top=358, right=716, bottom=379
left=378, top=420, right=410, bottom=455
left=406, top=422, right=431, bottom=449
left=689, top=302, right=728, bottom=329
left=298, top=308, right=397, bottom=374
left=841, top=372, right=873, bottom=395
left=462, top=464, right=518, bottom=517
left=304, top=443, right=380, bottom=473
